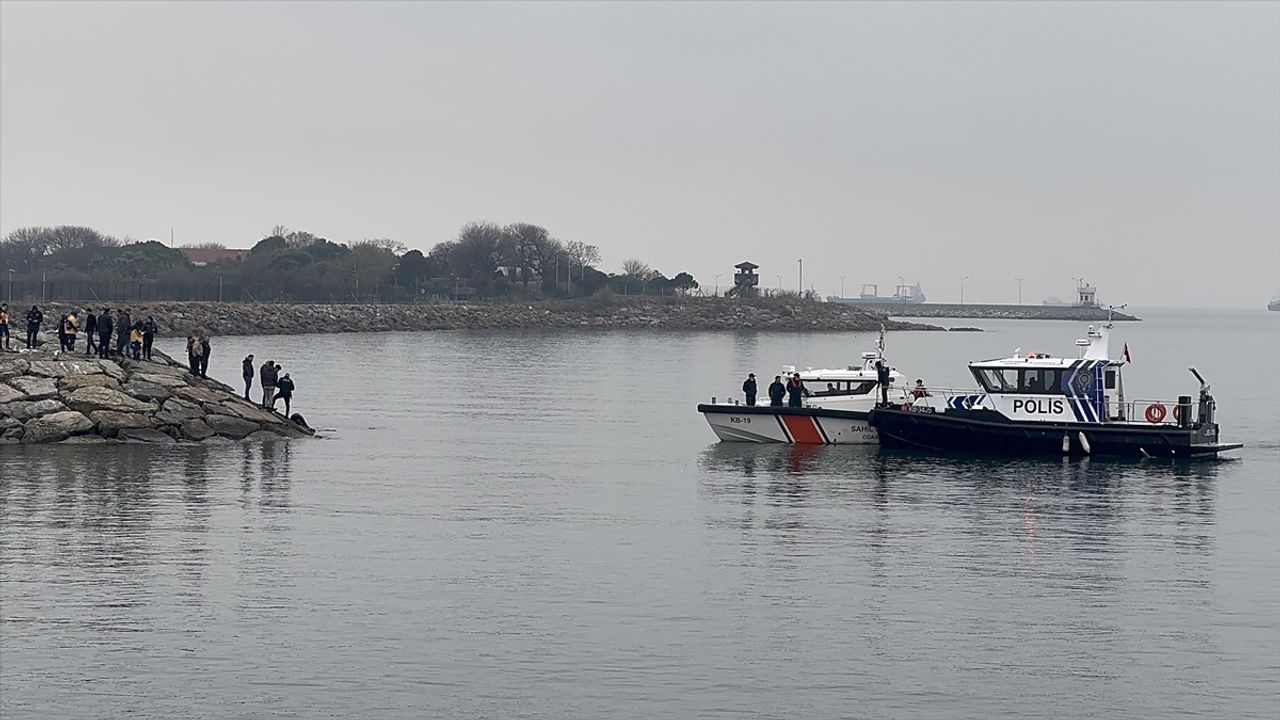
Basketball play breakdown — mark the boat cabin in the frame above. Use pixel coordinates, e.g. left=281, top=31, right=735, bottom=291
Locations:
left=966, top=324, right=1128, bottom=422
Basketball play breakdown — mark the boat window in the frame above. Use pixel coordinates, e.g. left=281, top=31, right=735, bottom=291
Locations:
left=1105, top=369, right=1116, bottom=390
left=849, top=381, right=877, bottom=395
left=974, top=368, right=1018, bottom=393
left=1021, top=369, right=1064, bottom=395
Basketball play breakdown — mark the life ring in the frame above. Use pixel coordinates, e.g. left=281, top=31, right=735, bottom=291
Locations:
left=1145, top=403, right=1167, bottom=424
left=1172, top=405, right=1181, bottom=422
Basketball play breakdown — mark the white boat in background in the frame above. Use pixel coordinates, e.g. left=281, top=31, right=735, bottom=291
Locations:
left=697, top=329, right=912, bottom=445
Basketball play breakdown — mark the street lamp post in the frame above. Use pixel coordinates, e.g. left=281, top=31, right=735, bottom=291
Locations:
left=797, top=258, right=803, bottom=297
left=841, top=275, right=846, bottom=299
left=1014, top=277, right=1024, bottom=305
left=7, top=269, right=12, bottom=304
left=714, top=274, right=721, bottom=296
left=960, top=275, right=969, bottom=306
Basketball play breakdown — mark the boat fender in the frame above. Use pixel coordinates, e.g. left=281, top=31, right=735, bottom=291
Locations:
left=1062, top=433, right=1070, bottom=454
left=1077, top=432, right=1092, bottom=455
left=1145, top=403, right=1167, bottom=424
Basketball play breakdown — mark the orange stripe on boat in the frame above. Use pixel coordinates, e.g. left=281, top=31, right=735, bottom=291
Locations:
left=781, top=415, right=825, bottom=444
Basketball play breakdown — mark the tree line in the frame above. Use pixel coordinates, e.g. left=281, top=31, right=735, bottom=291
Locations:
left=0, top=223, right=700, bottom=302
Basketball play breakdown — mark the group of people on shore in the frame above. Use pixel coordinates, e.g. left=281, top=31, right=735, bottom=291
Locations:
left=242, top=355, right=297, bottom=415
left=0, top=303, right=157, bottom=359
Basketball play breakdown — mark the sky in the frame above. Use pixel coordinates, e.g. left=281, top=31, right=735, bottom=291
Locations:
left=1, top=1, right=1277, bottom=308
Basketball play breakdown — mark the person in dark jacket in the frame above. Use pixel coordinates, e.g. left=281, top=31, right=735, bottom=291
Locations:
left=875, top=360, right=891, bottom=406
left=260, top=360, right=278, bottom=408
left=741, top=373, right=757, bottom=406
left=142, top=317, right=157, bottom=360
left=198, top=336, right=211, bottom=378
left=97, top=308, right=113, bottom=358
left=273, top=372, right=295, bottom=415
left=84, top=310, right=98, bottom=356
left=185, top=336, right=199, bottom=374
left=767, top=375, right=786, bottom=407
left=242, top=354, right=255, bottom=400
left=115, top=310, right=130, bottom=356
left=57, top=314, right=69, bottom=351
left=0, top=304, right=10, bottom=350
left=786, top=373, right=810, bottom=408
left=25, top=306, right=42, bottom=348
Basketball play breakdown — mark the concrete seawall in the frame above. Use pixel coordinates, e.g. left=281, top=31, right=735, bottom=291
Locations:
left=830, top=302, right=1140, bottom=321
left=34, top=297, right=941, bottom=337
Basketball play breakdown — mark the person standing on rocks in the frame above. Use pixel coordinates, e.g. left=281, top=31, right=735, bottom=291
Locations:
left=25, top=305, right=42, bottom=349
left=185, top=336, right=199, bottom=374
left=84, top=309, right=98, bottom=356
left=115, top=309, right=130, bottom=356
left=260, top=359, right=278, bottom=408
left=273, top=372, right=295, bottom=416
left=129, top=323, right=144, bottom=360
left=742, top=373, right=757, bottom=406
left=57, top=314, right=69, bottom=351
left=198, top=336, right=211, bottom=378
left=142, top=317, right=157, bottom=360
left=0, top=304, right=10, bottom=350
left=768, top=375, right=786, bottom=407
left=97, top=308, right=113, bottom=359
left=65, top=311, right=78, bottom=351
left=242, top=354, right=255, bottom=400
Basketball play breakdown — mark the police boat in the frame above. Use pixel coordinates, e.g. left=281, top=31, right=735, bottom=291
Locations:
left=866, top=320, right=1243, bottom=459
left=697, top=328, right=913, bottom=445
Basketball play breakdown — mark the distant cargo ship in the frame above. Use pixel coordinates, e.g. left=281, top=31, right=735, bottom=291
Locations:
left=828, top=282, right=926, bottom=305
left=1269, top=298, right=1279, bottom=311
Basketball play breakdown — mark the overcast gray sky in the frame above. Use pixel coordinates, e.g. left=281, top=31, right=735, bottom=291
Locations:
left=2, top=1, right=1277, bottom=308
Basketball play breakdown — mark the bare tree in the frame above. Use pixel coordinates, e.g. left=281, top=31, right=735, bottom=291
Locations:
left=621, top=258, right=651, bottom=278
left=563, top=239, right=601, bottom=270
left=270, top=224, right=291, bottom=238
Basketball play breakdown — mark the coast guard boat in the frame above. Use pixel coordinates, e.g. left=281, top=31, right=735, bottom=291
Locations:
left=868, top=318, right=1242, bottom=459
left=697, top=329, right=912, bottom=444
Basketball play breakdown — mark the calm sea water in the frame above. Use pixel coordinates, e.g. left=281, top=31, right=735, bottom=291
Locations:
left=2, top=308, right=1277, bottom=719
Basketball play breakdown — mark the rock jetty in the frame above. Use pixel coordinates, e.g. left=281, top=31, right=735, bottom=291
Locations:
left=37, top=297, right=936, bottom=337
left=0, top=347, right=313, bottom=444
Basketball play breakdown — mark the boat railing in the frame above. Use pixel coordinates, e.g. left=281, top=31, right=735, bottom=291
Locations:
left=1103, top=398, right=1198, bottom=427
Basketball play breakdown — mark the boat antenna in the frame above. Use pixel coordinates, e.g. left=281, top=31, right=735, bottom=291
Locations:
left=1105, top=303, right=1126, bottom=329
left=877, top=323, right=885, bottom=359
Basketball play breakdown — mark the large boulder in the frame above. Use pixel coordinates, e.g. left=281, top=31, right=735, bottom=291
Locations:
left=8, top=376, right=58, bottom=400
left=220, top=400, right=285, bottom=426
left=130, top=372, right=189, bottom=389
left=122, top=379, right=173, bottom=402
left=179, top=418, right=216, bottom=440
left=0, top=399, right=67, bottom=422
left=65, top=386, right=156, bottom=415
left=21, top=410, right=94, bottom=443
left=0, top=358, right=31, bottom=380
left=57, top=374, right=122, bottom=392
left=176, top=386, right=225, bottom=405
left=89, top=410, right=157, bottom=436
left=0, top=383, right=24, bottom=404
left=154, top=397, right=204, bottom=425
left=205, top=414, right=259, bottom=439
left=117, top=428, right=176, bottom=444
left=26, top=359, right=106, bottom=378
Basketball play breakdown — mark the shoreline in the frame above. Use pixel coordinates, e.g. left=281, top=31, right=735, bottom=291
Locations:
left=31, top=297, right=944, bottom=337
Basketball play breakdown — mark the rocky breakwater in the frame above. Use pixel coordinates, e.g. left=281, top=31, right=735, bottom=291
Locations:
left=42, top=297, right=937, bottom=335
left=0, top=349, right=313, bottom=444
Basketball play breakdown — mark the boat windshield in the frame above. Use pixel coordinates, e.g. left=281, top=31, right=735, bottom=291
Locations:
left=974, top=368, right=1018, bottom=393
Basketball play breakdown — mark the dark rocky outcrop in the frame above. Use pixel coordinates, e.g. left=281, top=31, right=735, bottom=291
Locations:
left=36, top=297, right=936, bottom=336
left=0, top=347, right=313, bottom=444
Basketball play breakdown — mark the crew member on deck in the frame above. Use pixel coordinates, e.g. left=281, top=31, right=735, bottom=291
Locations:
left=786, top=373, right=810, bottom=408
left=875, top=360, right=891, bottom=405
left=742, top=373, right=757, bottom=406
left=912, top=378, right=931, bottom=399
left=768, top=375, right=786, bottom=407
